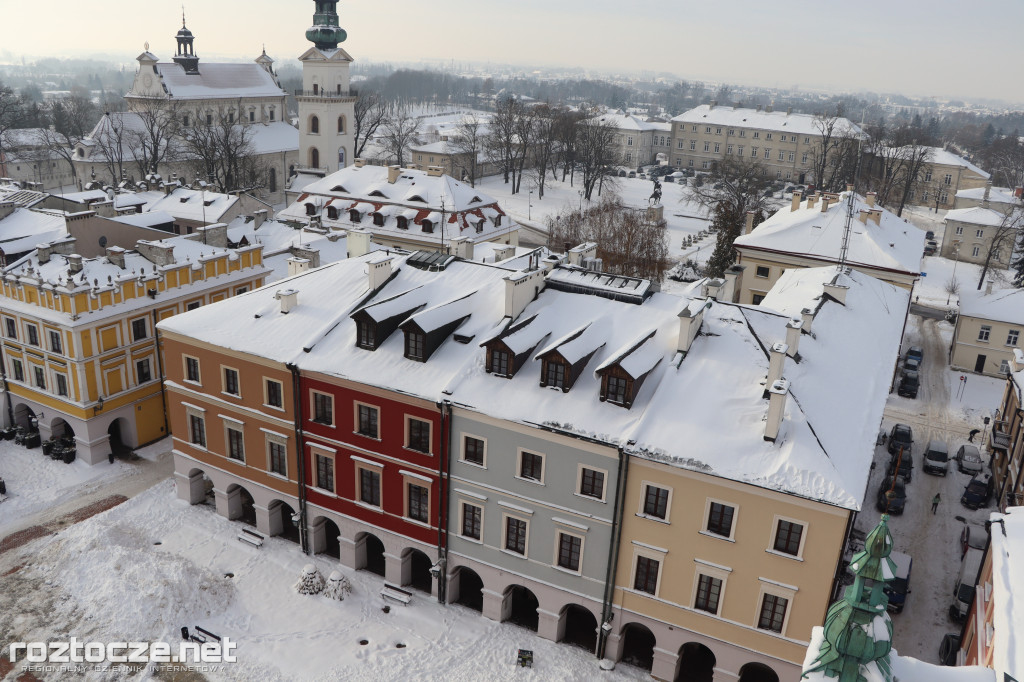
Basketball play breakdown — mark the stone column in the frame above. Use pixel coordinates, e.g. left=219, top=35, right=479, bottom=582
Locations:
left=254, top=504, right=273, bottom=536
left=537, top=608, right=562, bottom=642
left=339, top=536, right=357, bottom=570
left=481, top=588, right=504, bottom=622
left=214, top=488, right=232, bottom=520
left=651, top=646, right=678, bottom=682
left=309, top=518, right=327, bottom=555
left=384, top=551, right=403, bottom=585
left=175, top=470, right=206, bottom=504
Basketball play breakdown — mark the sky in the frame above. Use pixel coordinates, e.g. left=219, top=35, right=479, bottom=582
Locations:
left=1, top=0, right=1022, bottom=104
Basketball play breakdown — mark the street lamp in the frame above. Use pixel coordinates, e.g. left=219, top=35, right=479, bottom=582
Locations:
left=528, top=189, right=533, bottom=221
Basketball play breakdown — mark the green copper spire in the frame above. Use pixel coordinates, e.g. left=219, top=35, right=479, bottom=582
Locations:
left=802, top=515, right=896, bottom=682
left=306, top=1, right=347, bottom=51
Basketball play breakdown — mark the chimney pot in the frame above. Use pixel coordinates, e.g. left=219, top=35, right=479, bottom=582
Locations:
left=806, top=194, right=818, bottom=209
left=791, top=191, right=802, bottom=212
left=287, top=257, right=310, bottom=276
left=764, top=378, right=790, bottom=442
left=677, top=304, right=705, bottom=354
left=800, top=307, right=814, bottom=332
left=867, top=208, right=882, bottom=225
left=865, top=192, right=877, bottom=207
left=785, top=318, right=802, bottom=358
left=253, top=209, right=268, bottom=228
left=704, top=278, right=725, bottom=301
left=985, top=279, right=994, bottom=295
left=368, top=255, right=394, bottom=290
left=387, top=165, right=402, bottom=184
left=744, top=211, right=755, bottom=235
left=354, top=158, right=367, bottom=168
left=276, top=288, right=298, bottom=314
left=347, top=228, right=372, bottom=258
left=766, top=342, right=788, bottom=390
left=504, top=269, right=546, bottom=320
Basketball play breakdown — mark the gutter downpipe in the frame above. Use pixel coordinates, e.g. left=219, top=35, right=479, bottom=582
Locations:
left=435, top=398, right=453, bottom=604
left=597, top=441, right=630, bottom=661
left=152, top=314, right=170, bottom=439
left=287, top=362, right=310, bottom=555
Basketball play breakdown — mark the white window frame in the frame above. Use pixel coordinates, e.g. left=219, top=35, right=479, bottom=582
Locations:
left=263, top=377, right=284, bottom=411
left=457, top=499, right=484, bottom=543
left=629, top=545, right=666, bottom=597
left=691, top=561, right=731, bottom=616
left=768, top=515, right=808, bottom=560
left=976, top=229, right=985, bottom=238
left=501, top=513, right=530, bottom=557
left=637, top=481, right=673, bottom=522
left=516, top=448, right=546, bottom=485
left=978, top=325, right=991, bottom=342
left=576, top=464, right=608, bottom=502
left=265, top=432, right=289, bottom=478
left=130, top=316, right=149, bottom=342
left=460, top=433, right=488, bottom=468
left=135, top=356, right=154, bottom=385
left=183, top=355, right=201, bottom=385
left=972, top=245, right=981, bottom=257
left=553, top=529, right=585, bottom=575
left=955, top=225, right=964, bottom=235
left=701, top=498, right=739, bottom=541
left=221, top=365, right=241, bottom=397
left=1007, top=329, right=1020, bottom=347
left=755, top=581, right=797, bottom=635
left=310, top=389, right=335, bottom=426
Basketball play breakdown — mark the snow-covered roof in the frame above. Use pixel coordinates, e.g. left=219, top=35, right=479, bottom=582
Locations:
left=944, top=206, right=1011, bottom=227
left=959, top=285, right=1024, bottom=325
left=672, top=104, right=863, bottom=138
left=109, top=210, right=175, bottom=229
left=153, top=62, right=285, bottom=101
left=989, top=506, right=1024, bottom=681
left=247, top=122, right=299, bottom=155
left=0, top=186, right=47, bottom=208
left=594, top=111, right=671, bottom=133
left=138, top=187, right=238, bottom=223
left=956, top=186, right=1019, bottom=205
left=735, top=192, right=924, bottom=277
left=0, top=208, right=67, bottom=255
left=925, top=147, right=990, bottom=178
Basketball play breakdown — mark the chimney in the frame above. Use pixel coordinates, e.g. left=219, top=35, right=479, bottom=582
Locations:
left=449, top=236, right=474, bottom=260
left=287, top=257, right=310, bottom=276
left=756, top=104, right=762, bottom=112
left=709, top=100, right=717, bottom=109
left=846, top=182, right=855, bottom=193
left=984, top=181, right=992, bottom=202
left=135, top=240, right=176, bottom=266
left=823, top=282, right=849, bottom=304
left=427, top=165, right=444, bottom=177
left=67, top=254, right=84, bottom=274
left=677, top=304, right=704, bottom=354
left=492, top=244, right=516, bottom=262
left=354, top=158, right=367, bottom=168
left=722, top=265, right=743, bottom=303
left=858, top=209, right=869, bottom=224
left=195, top=223, right=228, bottom=248
left=541, top=255, right=560, bottom=272
left=253, top=209, right=268, bottom=229
left=786, top=107, right=792, bottom=115
left=36, top=243, right=54, bottom=264
left=275, top=288, right=298, bottom=314
left=105, top=246, right=126, bottom=269
left=985, top=279, right=994, bottom=295
left=806, top=193, right=818, bottom=210
left=820, top=196, right=830, bottom=212
left=766, top=342, right=788, bottom=390
left=800, top=307, right=815, bottom=333
left=791, top=190, right=802, bottom=212
left=568, top=242, right=598, bottom=266
left=785, top=317, right=802, bottom=359
left=0, top=201, right=15, bottom=221
left=347, top=228, right=372, bottom=258
left=865, top=192, right=877, bottom=207
left=743, top=211, right=756, bottom=235
left=291, top=244, right=321, bottom=269
left=867, top=208, right=882, bottom=225
left=1015, top=186, right=1023, bottom=199
left=766, top=104, right=773, bottom=113
left=1011, top=348, right=1024, bottom=373
left=764, top=379, right=790, bottom=442
left=704, top=278, right=725, bottom=301
left=368, top=254, right=394, bottom=290
left=504, top=269, right=545, bottom=320
left=387, top=165, right=402, bottom=184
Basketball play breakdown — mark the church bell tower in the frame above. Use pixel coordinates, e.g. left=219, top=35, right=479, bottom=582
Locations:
left=172, top=13, right=200, bottom=75
left=296, top=1, right=355, bottom=174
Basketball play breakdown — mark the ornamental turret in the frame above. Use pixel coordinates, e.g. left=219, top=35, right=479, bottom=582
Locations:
left=172, top=12, right=200, bottom=74
left=306, top=0, right=347, bottom=51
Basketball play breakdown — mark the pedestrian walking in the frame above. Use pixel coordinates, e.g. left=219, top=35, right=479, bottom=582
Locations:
left=931, top=493, right=941, bottom=514
left=968, top=429, right=980, bottom=443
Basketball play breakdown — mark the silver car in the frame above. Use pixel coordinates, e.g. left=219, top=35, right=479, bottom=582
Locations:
left=955, top=444, right=983, bottom=475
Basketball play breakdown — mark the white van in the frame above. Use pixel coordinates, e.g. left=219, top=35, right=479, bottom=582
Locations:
left=950, top=546, right=983, bottom=622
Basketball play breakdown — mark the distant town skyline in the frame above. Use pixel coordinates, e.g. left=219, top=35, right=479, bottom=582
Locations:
left=3, top=0, right=1023, bottom=104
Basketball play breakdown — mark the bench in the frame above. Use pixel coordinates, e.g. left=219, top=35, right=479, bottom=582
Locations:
left=237, top=527, right=265, bottom=548
left=194, top=626, right=221, bottom=643
left=380, top=583, right=412, bottom=606
left=516, top=649, right=534, bottom=668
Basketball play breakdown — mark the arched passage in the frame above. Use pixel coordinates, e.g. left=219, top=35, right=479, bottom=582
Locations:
left=107, top=418, right=132, bottom=458
left=50, top=417, right=75, bottom=441
left=738, top=662, right=779, bottom=682
left=559, top=604, right=597, bottom=652
left=501, top=585, right=539, bottom=631
left=314, top=517, right=341, bottom=559
left=619, top=623, right=655, bottom=671
left=451, top=566, right=483, bottom=611
left=402, top=548, right=433, bottom=593
left=226, top=484, right=257, bottom=526
left=185, top=467, right=214, bottom=505
left=270, top=500, right=300, bottom=543
left=13, top=403, right=35, bottom=430
left=674, top=642, right=716, bottom=682
left=355, top=532, right=385, bottom=577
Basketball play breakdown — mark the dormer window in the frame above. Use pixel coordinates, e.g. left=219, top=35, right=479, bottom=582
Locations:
left=369, top=190, right=387, bottom=198
left=305, top=203, right=317, bottom=216
left=408, top=195, right=425, bottom=203
left=475, top=219, right=485, bottom=233
left=543, top=361, right=566, bottom=389
left=493, top=215, right=502, bottom=227
left=605, top=375, right=628, bottom=404
left=330, top=185, right=348, bottom=193
left=349, top=209, right=361, bottom=222
left=326, top=206, right=338, bottom=220
left=357, top=321, right=375, bottom=349
left=421, top=219, right=433, bottom=233
left=373, top=212, right=385, bottom=227
left=489, top=350, right=510, bottom=376
left=470, top=196, right=483, bottom=204
left=405, top=331, right=426, bottom=361
left=397, top=216, right=409, bottom=230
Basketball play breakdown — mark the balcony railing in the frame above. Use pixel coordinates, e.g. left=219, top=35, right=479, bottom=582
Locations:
left=293, top=89, right=354, bottom=100
left=990, top=420, right=1011, bottom=450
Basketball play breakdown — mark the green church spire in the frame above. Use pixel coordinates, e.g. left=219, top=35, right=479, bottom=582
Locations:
left=802, top=515, right=896, bottom=682
left=306, top=1, right=347, bottom=51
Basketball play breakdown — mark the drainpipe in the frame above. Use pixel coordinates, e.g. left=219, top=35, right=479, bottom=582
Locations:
left=829, top=510, right=857, bottom=604
left=0, top=343, right=14, bottom=429
left=597, top=441, right=630, bottom=661
left=287, top=362, right=310, bottom=555
left=152, top=313, right=170, bottom=440
left=434, top=398, right=453, bottom=604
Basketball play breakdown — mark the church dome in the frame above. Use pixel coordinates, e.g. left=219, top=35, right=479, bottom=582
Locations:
left=306, top=24, right=346, bottom=49
left=176, top=27, right=193, bottom=38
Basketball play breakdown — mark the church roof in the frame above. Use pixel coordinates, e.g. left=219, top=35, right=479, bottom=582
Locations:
left=153, top=62, right=285, bottom=100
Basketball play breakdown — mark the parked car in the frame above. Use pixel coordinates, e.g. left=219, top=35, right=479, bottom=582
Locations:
left=884, top=551, right=912, bottom=613
left=897, top=370, right=920, bottom=399
left=955, top=444, right=984, bottom=474
left=959, top=522, right=987, bottom=557
left=939, top=633, right=960, bottom=665
left=887, top=451, right=913, bottom=483
left=887, top=424, right=913, bottom=455
left=905, top=346, right=924, bottom=364
left=925, top=230, right=935, bottom=240
left=961, top=472, right=994, bottom=510
left=950, top=547, right=983, bottom=622
left=903, top=355, right=921, bottom=372
left=876, top=476, right=907, bottom=514
left=924, top=243, right=937, bottom=256
left=923, top=439, right=950, bottom=475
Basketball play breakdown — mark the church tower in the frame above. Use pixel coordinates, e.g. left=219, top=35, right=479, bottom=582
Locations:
left=296, top=1, right=355, bottom=174
left=172, top=13, right=200, bottom=75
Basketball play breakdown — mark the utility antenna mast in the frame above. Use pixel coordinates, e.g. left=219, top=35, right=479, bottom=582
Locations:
left=838, top=111, right=867, bottom=270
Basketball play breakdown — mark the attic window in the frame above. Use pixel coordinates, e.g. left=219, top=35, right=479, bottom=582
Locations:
left=180, top=197, right=190, bottom=203
left=493, top=215, right=502, bottom=227
left=469, top=196, right=482, bottom=204
left=305, top=203, right=317, bottom=216
left=356, top=320, right=375, bottom=350
left=408, top=195, right=426, bottom=203
left=204, top=199, right=214, bottom=207
left=421, top=219, right=433, bottom=234
left=326, top=206, right=338, bottom=220
left=330, top=185, right=348, bottom=193
left=489, top=349, right=510, bottom=376
left=368, top=190, right=387, bottom=198
left=373, top=212, right=385, bottom=227
left=541, top=360, right=567, bottom=390
left=405, top=330, right=426, bottom=361
left=397, top=216, right=409, bottom=230
left=603, top=374, right=629, bottom=406
left=349, top=209, right=361, bottom=222
left=475, top=219, right=485, bottom=233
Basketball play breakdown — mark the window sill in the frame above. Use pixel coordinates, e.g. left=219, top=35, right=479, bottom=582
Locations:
left=184, top=380, right=203, bottom=388
left=353, top=431, right=381, bottom=442
left=310, top=419, right=336, bottom=428
left=221, top=392, right=241, bottom=400
left=573, top=492, right=607, bottom=504
left=405, top=517, right=432, bottom=529
left=500, top=548, right=527, bottom=560
left=459, top=535, right=483, bottom=545
left=636, top=513, right=670, bottom=525
left=460, top=460, right=487, bottom=470
left=552, top=564, right=582, bottom=577
left=267, top=471, right=290, bottom=482
left=699, top=530, right=736, bottom=543
left=403, top=447, right=433, bottom=457
left=514, top=475, right=545, bottom=486
left=314, top=487, right=337, bottom=498
left=764, top=548, right=803, bottom=562
left=354, top=500, right=383, bottom=513
left=263, top=404, right=285, bottom=412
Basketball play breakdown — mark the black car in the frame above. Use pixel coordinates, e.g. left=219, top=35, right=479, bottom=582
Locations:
left=904, top=356, right=921, bottom=372
left=939, top=633, right=960, bottom=665
left=887, top=424, right=913, bottom=455
left=876, top=476, right=907, bottom=514
left=898, top=370, right=919, bottom=399
left=887, top=452, right=913, bottom=483
left=961, top=473, right=994, bottom=510
left=905, top=346, right=924, bottom=364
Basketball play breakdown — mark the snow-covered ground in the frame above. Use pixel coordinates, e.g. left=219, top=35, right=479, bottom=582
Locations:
left=913, top=255, right=1013, bottom=310
left=856, top=313, right=1007, bottom=663
left=0, top=480, right=651, bottom=682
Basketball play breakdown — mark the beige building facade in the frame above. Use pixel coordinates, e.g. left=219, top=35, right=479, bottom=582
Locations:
left=949, top=287, right=1024, bottom=377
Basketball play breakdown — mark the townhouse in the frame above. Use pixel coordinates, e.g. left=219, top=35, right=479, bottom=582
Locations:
left=911, top=147, right=990, bottom=210
left=941, top=204, right=1020, bottom=268
left=0, top=229, right=267, bottom=463
left=950, top=286, right=1024, bottom=378
left=988, top=349, right=1024, bottom=511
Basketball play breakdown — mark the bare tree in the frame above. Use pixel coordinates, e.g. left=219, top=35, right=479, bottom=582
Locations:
left=555, top=108, right=586, bottom=183
left=685, top=155, right=773, bottom=216
left=511, top=104, right=537, bottom=194
left=576, top=112, right=620, bottom=200
left=976, top=212, right=1024, bottom=290
left=89, top=113, right=130, bottom=185
left=530, top=105, right=561, bottom=199
left=811, top=104, right=860, bottom=192
left=485, top=96, right=519, bottom=186
left=0, top=82, right=24, bottom=165
left=353, top=90, right=387, bottom=159
left=449, top=114, right=483, bottom=187
left=180, top=111, right=267, bottom=192
left=32, top=95, right=96, bottom=183
left=379, top=110, right=421, bottom=167
left=546, top=195, right=669, bottom=281
left=124, top=98, right=182, bottom=180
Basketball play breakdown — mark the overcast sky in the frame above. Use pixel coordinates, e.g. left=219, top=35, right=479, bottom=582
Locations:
left=3, top=0, right=1022, bottom=103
